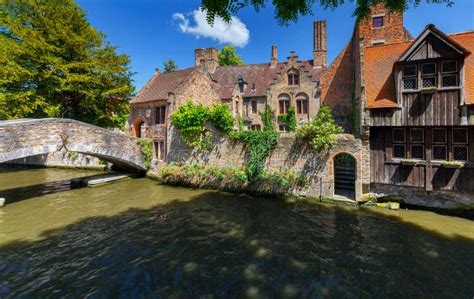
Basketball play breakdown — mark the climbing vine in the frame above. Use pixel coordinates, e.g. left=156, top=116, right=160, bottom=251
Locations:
left=349, top=90, right=360, bottom=135
left=277, top=106, right=296, bottom=132
left=230, top=104, right=278, bottom=179
left=296, top=105, right=343, bottom=151
left=171, top=101, right=234, bottom=150
left=137, top=138, right=153, bottom=169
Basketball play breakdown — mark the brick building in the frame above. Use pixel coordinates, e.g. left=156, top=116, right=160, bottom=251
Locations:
left=129, top=4, right=474, bottom=201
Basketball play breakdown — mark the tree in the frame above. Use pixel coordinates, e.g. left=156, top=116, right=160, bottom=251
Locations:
left=200, top=0, right=453, bottom=25
left=218, top=46, right=244, bottom=66
left=163, top=59, right=178, bottom=73
left=0, top=0, right=134, bottom=128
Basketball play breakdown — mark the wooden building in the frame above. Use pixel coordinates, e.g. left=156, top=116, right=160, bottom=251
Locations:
left=364, top=25, right=474, bottom=195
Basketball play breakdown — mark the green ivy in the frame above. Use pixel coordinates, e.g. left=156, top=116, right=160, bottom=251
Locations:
left=260, top=104, right=275, bottom=131
left=171, top=101, right=234, bottom=150
left=137, top=138, right=153, bottom=169
left=296, top=105, right=343, bottom=151
left=349, top=90, right=360, bottom=135
left=277, top=106, right=296, bottom=132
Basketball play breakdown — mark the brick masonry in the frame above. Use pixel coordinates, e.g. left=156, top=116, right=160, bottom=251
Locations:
left=166, top=128, right=369, bottom=200
left=0, top=119, right=145, bottom=171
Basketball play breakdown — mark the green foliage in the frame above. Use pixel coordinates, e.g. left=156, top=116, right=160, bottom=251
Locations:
left=230, top=130, right=279, bottom=179
left=200, top=0, right=453, bottom=25
left=277, top=107, right=296, bottom=132
left=0, top=0, right=134, bottom=128
left=163, top=59, right=178, bottom=73
left=158, top=163, right=308, bottom=196
left=137, top=138, right=153, bottom=169
left=349, top=90, right=360, bottom=135
left=171, top=101, right=234, bottom=150
left=260, top=104, right=275, bottom=131
left=296, top=105, right=343, bottom=151
left=66, top=151, right=79, bottom=161
left=208, top=103, right=234, bottom=133
left=218, top=45, right=244, bottom=66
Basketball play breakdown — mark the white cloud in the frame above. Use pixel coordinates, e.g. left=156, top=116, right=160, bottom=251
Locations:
left=172, top=9, right=249, bottom=47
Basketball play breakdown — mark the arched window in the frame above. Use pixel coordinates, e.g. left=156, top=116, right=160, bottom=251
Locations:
left=278, top=94, right=290, bottom=115
left=287, top=69, right=299, bottom=86
left=296, top=93, right=309, bottom=114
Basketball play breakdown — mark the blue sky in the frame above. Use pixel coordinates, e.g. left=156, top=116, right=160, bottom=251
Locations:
left=76, top=0, right=473, bottom=92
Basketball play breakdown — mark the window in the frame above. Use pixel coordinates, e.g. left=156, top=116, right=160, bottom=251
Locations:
left=156, top=106, right=166, bottom=125
left=432, top=128, right=447, bottom=160
left=287, top=69, right=299, bottom=86
left=403, top=65, right=417, bottom=90
left=296, top=94, right=308, bottom=114
left=421, top=62, right=436, bottom=88
left=279, top=124, right=289, bottom=132
left=452, top=128, right=468, bottom=161
left=251, top=124, right=261, bottom=131
left=154, top=141, right=165, bottom=161
left=393, top=128, right=406, bottom=158
left=251, top=100, right=257, bottom=114
left=410, top=128, right=424, bottom=159
left=279, top=95, right=290, bottom=114
left=441, top=60, right=459, bottom=88
left=372, top=16, right=384, bottom=28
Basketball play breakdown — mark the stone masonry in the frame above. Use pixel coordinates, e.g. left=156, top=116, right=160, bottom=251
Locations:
left=0, top=118, right=146, bottom=171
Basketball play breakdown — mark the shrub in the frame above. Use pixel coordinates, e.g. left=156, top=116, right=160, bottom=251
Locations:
left=170, top=101, right=234, bottom=150
left=137, top=138, right=153, bottom=169
left=296, top=105, right=343, bottom=151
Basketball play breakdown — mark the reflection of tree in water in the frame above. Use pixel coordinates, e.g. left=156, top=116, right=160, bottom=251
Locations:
left=0, top=192, right=473, bottom=298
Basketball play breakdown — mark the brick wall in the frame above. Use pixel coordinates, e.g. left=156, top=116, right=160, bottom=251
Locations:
left=166, top=128, right=368, bottom=199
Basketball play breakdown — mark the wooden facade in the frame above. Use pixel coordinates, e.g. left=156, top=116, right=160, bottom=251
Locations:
left=368, top=26, right=474, bottom=194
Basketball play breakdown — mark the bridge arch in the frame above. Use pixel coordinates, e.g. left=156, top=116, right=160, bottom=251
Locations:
left=0, top=119, right=146, bottom=172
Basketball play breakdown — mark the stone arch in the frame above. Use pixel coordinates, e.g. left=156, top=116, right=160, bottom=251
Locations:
left=131, top=117, right=146, bottom=138
left=0, top=118, right=146, bottom=171
left=328, top=151, right=359, bottom=200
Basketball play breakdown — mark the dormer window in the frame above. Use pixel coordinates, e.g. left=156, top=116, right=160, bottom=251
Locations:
left=402, top=65, right=417, bottom=90
left=287, top=69, right=299, bottom=86
left=441, top=60, right=458, bottom=87
left=372, top=16, right=384, bottom=28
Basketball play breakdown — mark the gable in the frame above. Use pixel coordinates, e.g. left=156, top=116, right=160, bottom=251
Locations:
left=399, top=25, right=469, bottom=62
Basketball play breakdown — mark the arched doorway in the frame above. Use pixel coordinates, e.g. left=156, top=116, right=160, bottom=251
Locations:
left=132, top=118, right=144, bottom=138
left=334, top=153, right=356, bottom=199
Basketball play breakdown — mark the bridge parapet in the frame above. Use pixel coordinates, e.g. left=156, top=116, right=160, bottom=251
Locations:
left=0, top=118, right=146, bottom=171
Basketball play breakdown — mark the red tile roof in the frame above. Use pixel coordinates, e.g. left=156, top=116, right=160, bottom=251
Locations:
left=451, top=32, right=474, bottom=105
left=131, top=61, right=323, bottom=104
left=365, top=30, right=474, bottom=108
left=130, top=68, right=194, bottom=104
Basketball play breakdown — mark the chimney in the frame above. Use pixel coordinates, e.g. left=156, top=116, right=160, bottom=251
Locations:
left=288, top=51, right=298, bottom=64
left=313, top=20, right=327, bottom=68
left=194, top=48, right=218, bottom=73
left=270, top=45, right=278, bottom=68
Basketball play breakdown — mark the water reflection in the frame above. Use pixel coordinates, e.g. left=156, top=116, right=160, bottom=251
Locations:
left=0, top=168, right=473, bottom=297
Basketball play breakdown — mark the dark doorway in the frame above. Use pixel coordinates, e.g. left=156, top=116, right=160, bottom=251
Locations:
left=132, top=118, right=144, bottom=138
left=334, top=153, right=356, bottom=199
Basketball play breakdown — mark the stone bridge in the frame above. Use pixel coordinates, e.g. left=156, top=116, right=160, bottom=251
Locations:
left=0, top=118, right=146, bottom=171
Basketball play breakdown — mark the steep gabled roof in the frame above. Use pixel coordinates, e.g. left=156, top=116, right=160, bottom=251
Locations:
left=398, top=24, right=470, bottom=62
left=130, top=68, right=194, bottom=104
left=365, top=29, right=474, bottom=109
left=132, top=61, right=324, bottom=104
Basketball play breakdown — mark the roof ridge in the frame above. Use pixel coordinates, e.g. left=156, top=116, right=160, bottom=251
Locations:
left=448, top=30, right=474, bottom=37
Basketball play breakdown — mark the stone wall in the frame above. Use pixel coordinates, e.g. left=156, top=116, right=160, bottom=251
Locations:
left=0, top=118, right=145, bottom=171
left=7, top=151, right=103, bottom=169
left=166, top=128, right=368, bottom=199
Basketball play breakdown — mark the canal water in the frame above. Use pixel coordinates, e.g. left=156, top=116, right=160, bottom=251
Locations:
left=0, top=167, right=473, bottom=297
